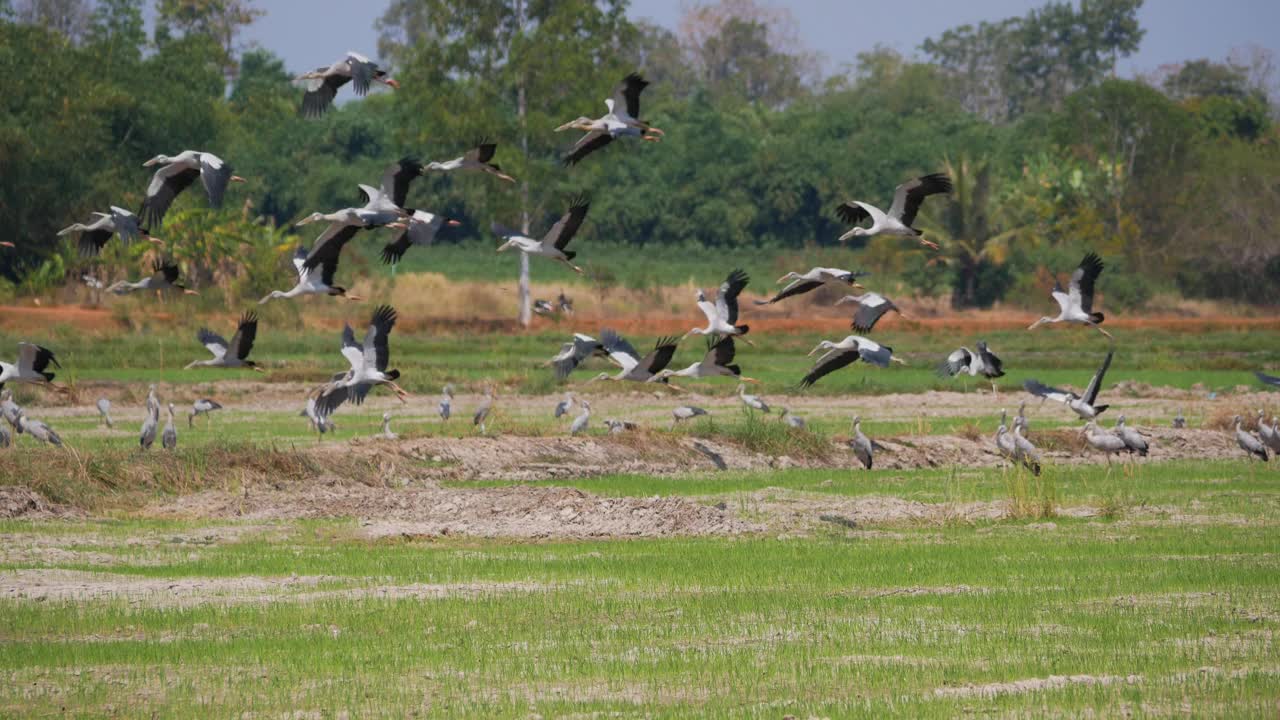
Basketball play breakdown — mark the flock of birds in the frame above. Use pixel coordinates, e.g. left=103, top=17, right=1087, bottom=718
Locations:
left=5, top=56, right=1280, bottom=468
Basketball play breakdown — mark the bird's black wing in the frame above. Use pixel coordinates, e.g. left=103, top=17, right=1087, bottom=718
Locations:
left=350, top=57, right=375, bottom=96
left=706, top=335, right=737, bottom=369
left=1082, top=349, right=1113, bottom=406
left=380, top=230, right=413, bottom=265
left=718, top=269, right=750, bottom=325
left=197, top=328, right=230, bottom=358
left=302, top=224, right=362, bottom=272
left=157, top=261, right=181, bottom=285
left=851, top=296, right=896, bottom=333
left=318, top=255, right=340, bottom=288
left=799, top=349, right=860, bottom=389
left=977, top=343, right=1004, bottom=377
left=563, top=131, right=613, bottom=166
left=140, top=166, right=200, bottom=229
left=301, top=74, right=349, bottom=118
left=367, top=304, right=397, bottom=372
left=199, top=154, right=235, bottom=209
left=617, top=72, right=649, bottom=118
left=228, top=311, right=258, bottom=360
left=1256, top=371, right=1280, bottom=388
left=937, top=347, right=971, bottom=377
left=1023, top=379, right=1073, bottom=400
left=546, top=195, right=591, bottom=250
left=1072, top=252, right=1105, bottom=315
left=756, top=279, right=822, bottom=305
left=835, top=202, right=871, bottom=226
left=640, top=336, right=680, bottom=374
left=890, top=173, right=952, bottom=227
left=600, top=328, right=640, bottom=364
left=465, top=139, right=497, bottom=164
left=381, top=157, right=422, bottom=208
left=78, top=228, right=114, bottom=257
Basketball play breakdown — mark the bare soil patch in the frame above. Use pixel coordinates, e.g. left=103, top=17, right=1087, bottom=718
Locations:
left=0, top=487, right=81, bottom=520
left=932, top=673, right=1142, bottom=699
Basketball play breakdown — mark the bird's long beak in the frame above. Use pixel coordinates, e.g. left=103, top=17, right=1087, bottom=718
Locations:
left=0, top=241, right=14, bottom=248
left=571, top=264, right=584, bottom=274
left=1027, top=319, right=1044, bottom=331
left=852, top=282, right=866, bottom=290
left=146, top=236, right=165, bottom=245
left=919, top=237, right=940, bottom=250
left=295, top=217, right=315, bottom=226
left=142, top=158, right=159, bottom=167
left=251, top=365, right=266, bottom=373
left=891, top=357, right=907, bottom=365
left=385, top=78, right=401, bottom=89
left=740, top=336, right=756, bottom=347
left=345, top=294, right=364, bottom=302
left=183, top=289, right=200, bottom=295
left=184, top=361, right=198, bottom=369
left=554, top=121, right=575, bottom=132
left=838, top=228, right=858, bottom=242
left=446, top=219, right=462, bottom=227
left=387, top=222, right=408, bottom=230
left=497, top=173, right=516, bottom=183
left=258, top=295, right=272, bottom=305
left=231, top=175, right=246, bottom=184
left=807, top=344, right=823, bottom=357
left=740, top=377, right=761, bottom=384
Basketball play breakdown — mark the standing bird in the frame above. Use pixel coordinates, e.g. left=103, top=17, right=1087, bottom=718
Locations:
left=1113, top=415, right=1149, bottom=457
left=835, top=292, right=905, bottom=333
left=1023, top=350, right=1114, bottom=421
left=438, top=385, right=454, bottom=422
left=188, top=399, right=222, bottom=428
left=684, top=269, right=752, bottom=344
left=259, top=245, right=362, bottom=304
left=605, top=419, right=637, bottom=434
left=58, top=207, right=162, bottom=256
left=755, top=267, right=868, bottom=306
left=186, top=312, right=262, bottom=371
left=107, top=259, right=198, bottom=296
left=161, top=403, right=177, bottom=451
left=650, top=336, right=757, bottom=384
left=1028, top=252, right=1111, bottom=340
left=569, top=400, right=591, bottom=436
left=0, top=343, right=62, bottom=391
left=16, top=414, right=61, bottom=447
left=556, top=73, right=663, bottom=165
left=836, top=174, right=953, bottom=249
left=1082, top=421, right=1128, bottom=463
left=314, top=305, right=408, bottom=415
left=145, top=384, right=159, bottom=418
left=0, top=390, right=20, bottom=432
left=1011, top=421, right=1043, bottom=476
left=424, top=139, right=516, bottom=182
left=779, top=408, right=806, bottom=429
left=473, top=385, right=495, bottom=434
left=300, top=397, right=334, bottom=435
left=380, top=413, right=398, bottom=440
left=938, top=341, right=1005, bottom=394
left=554, top=392, right=576, bottom=419
left=848, top=416, right=875, bottom=470
left=799, top=336, right=902, bottom=389
left=0, top=420, right=9, bottom=448
left=589, top=331, right=680, bottom=384
left=670, top=406, right=708, bottom=428
left=1233, top=415, right=1269, bottom=462
left=557, top=291, right=575, bottom=315
left=1264, top=415, right=1280, bottom=455
left=1172, top=409, right=1187, bottom=429
left=96, top=398, right=114, bottom=428
left=995, top=412, right=1018, bottom=467
left=296, top=51, right=399, bottom=118
left=494, top=195, right=590, bottom=273
left=139, top=151, right=245, bottom=228
left=737, top=383, right=770, bottom=413
left=139, top=405, right=158, bottom=451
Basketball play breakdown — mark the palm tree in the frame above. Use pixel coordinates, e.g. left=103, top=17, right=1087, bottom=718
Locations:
left=918, top=155, right=1028, bottom=308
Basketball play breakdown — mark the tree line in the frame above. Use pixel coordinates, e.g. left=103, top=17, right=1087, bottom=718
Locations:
left=0, top=0, right=1276, bottom=308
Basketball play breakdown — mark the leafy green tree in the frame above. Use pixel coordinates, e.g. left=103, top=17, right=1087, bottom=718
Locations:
left=155, top=0, right=262, bottom=77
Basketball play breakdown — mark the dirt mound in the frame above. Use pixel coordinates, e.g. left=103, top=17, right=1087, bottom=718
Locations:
left=0, top=487, right=79, bottom=519
left=150, top=483, right=756, bottom=539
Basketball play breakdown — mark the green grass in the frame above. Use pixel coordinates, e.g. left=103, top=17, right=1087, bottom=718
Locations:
left=0, top=460, right=1277, bottom=717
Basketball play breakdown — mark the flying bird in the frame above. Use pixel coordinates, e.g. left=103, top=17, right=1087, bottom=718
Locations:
left=189, top=399, right=222, bottom=428
left=836, top=173, right=953, bottom=249
left=799, top=336, right=902, bottom=389
left=684, top=269, right=751, bottom=345
left=260, top=245, right=362, bottom=304
left=424, top=139, right=515, bottom=182
left=1022, top=350, right=1114, bottom=421
left=380, top=210, right=461, bottom=264
left=494, top=195, right=590, bottom=273
left=186, top=312, right=262, bottom=371
left=106, top=259, right=198, bottom=295
left=313, top=305, right=407, bottom=416
left=650, top=335, right=756, bottom=384
left=139, top=150, right=245, bottom=228
left=1255, top=371, right=1280, bottom=388
left=58, top=206, right=161, bottom=256
left=938, top=341, right=1005, bottom=393
left=754, top=267, right=868, bottom=305
left=556, top=73, right=663, bottom=165
left=589, top=330, right=680, bottom=384
left=0, top=343, right=62, bottom=391
left=546, top=333, right=606, bottom=380
left=834, top=292, right=905, bottom=333
left=1028, top=252, right=1110, bottom=340
left=296, top=51, right=399, bottom=118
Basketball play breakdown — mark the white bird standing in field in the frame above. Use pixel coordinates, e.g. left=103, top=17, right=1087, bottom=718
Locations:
left=438, top=385, right=454, bottom=422
left=995, top=412, right=1018, bottom=467
left=189, top=399, right=222, bottom=428
left=684, top=269, right=752, bottom=345
left=670, top=405, right=708, bottom=429
left=569, top=400, right=591, bottom=436
left=1113, top=415, right=1149, bottom=457
left=1011, top=421, right=1042, bottom=476
left=0, top=419, right=9, bottom=448
left=97, top=398, right=114, bottom=428
left=0, top=390, right=21, bottom=432
left=139, top=405, right=158, bottom=451
left=1023, top=350, right=1114, bottom=421
left=474, top=385, right=495, bottom=434
left=779, top=407, right=805, bottom=429
left=16, top=413, right=61, bottom=446
left=1172, top=409, right=1187, bottom=429
left=554, top=392, right=576, bottom=419
left=300, top=397, right=334, bottom=435
left=493, top=195, right=590, bottom=273
left=1082, top=421, right=1128, bottom=463
left=1234, top=415, right=1269, bottom=462
left=1028, top=252, right=1111, bottom=340
left=162, top=403, right=177, bottom=451
left=737, top=383, right=770, bottom=413
left=848, top=416, right=875, bottom=469
left=380, top=412, right=398, bottom=440
left=835, top=173, right=953, bottom=249
left=1260, top=413, right=1280, bottom=455
left=754, top=267, right=868, bottom=306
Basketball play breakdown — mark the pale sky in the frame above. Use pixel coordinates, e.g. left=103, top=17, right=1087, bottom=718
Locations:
left=238, top=0, right=1280, bottom=79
